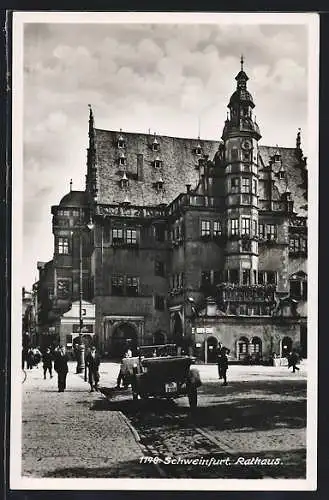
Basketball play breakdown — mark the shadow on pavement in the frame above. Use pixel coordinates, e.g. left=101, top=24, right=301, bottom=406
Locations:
left=43, top=459, right=157, bottom=478
left=99, top=380, right=306, bottom=435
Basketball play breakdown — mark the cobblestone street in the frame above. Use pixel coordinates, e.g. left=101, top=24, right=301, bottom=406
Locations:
left=101, top=362, right=307, bottom=478
left=22, top=363, right=151, bottom=478
left=22, top=360, right=307, bottom=479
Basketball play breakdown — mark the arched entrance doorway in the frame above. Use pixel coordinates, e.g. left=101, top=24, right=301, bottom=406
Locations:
left=153, top=330, right=167, bottom=345
left=250, top=337, right=262, bottom=363
left=237, top=336, right=249, bottom=361
left=206, top=336, right=218, bottom=363
left=172, top=312, right=183, bottom=347
left=281, top=336, right=293, bottom=357
left=112, top=323, right=138, bottom=358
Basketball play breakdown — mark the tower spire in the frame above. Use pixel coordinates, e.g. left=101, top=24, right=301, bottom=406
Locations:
left=240, top=54, right=244, bottom=71
left=69, top=179, right=73, bottom=192
left=88, top=104, right=94, bottom=129
left=296, top=128, right=301, bottom=150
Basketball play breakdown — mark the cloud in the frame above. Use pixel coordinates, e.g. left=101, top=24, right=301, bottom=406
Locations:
left=21, top=21, right=309, bottom=287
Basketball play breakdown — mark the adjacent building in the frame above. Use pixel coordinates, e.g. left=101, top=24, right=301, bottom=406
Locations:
left=35, top=61, right=308, bottom=361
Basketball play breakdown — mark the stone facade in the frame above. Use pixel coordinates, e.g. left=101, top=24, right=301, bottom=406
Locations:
left=35, top=62, right=308, bottom=361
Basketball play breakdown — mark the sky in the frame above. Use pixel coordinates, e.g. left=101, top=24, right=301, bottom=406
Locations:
left=22, top=19, right=310, bottom=289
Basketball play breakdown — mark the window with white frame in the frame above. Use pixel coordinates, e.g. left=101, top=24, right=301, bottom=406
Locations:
left=241, top=218, right=250, bottom=235
left=58, top=237, right=69, bottom=255
left=231, top=219, right=239, bottom=236
left=112, top=227, right=138, bottom=246
left=259, top=223, right=265, bottom=239
left=126, top=276, right=139, bottom=296
left=241, top=177, right=250, bottom=193
left=266, top=224, right=277, bottom=241
left=289, top=237, right=300, bottom=252
left=112, top=228, right=124, bottom=244
left=111, top=275, right=124, bottom=295
left=201, top=220, right=211, bottom=236
left=213, top=220, right=222, bottom=236
left=126, top=229, right=137, bottom=245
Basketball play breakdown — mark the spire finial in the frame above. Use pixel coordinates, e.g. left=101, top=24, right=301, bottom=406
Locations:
left=88, top=104, right=94, bottom=130
left=296, top=128, right=301, bottom=149
left=240, top=54, right=244, bottom=71
left=69, top=179, right=73, bottom=192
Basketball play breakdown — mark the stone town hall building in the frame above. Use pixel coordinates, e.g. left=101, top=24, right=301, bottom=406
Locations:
left=35, top=61, right=308, bottom=362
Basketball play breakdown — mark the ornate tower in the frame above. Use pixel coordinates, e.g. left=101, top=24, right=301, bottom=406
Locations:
left=222, top=57, right=261, bottom=287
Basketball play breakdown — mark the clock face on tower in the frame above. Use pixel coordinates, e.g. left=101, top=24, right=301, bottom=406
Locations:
left=241, top=139, right=252, bottom=150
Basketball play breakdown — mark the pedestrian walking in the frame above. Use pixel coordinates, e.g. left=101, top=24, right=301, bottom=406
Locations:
left=42, top=347, right=53, bottom=379
left=54, top=346, right=69, bottom=392
left=216, top=343, right=223, bottom=379
left=116, top=348, right=133, bottom=389
left=27, top=348, right=34, bottom=370
left=32, top=346, right=42, bottom=368
left=85, top=346, right=101, bottom=392
left=288, top=350, right=300, bottom=373
left=219, top=349, right=229, bottom=386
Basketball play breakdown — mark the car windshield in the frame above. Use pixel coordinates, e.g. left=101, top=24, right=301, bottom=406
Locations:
left=138, top=344, right=177, bottom=358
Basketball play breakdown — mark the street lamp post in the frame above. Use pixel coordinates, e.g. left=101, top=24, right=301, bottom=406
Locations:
left=76, top=209, right=85, bottom=374
left=76, top=210, right=94, bottom=374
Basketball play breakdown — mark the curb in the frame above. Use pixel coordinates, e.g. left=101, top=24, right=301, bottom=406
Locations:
left=118, top=411, right=141, bottom=443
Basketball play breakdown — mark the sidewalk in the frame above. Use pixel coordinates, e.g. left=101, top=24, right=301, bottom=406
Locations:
left=22, top=362, right=146, bottom=478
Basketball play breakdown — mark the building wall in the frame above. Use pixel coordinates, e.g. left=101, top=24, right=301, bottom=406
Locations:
left=194, top=317, right=301, bottom=360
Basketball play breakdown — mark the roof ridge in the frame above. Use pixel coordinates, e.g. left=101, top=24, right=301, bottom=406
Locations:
left=94, top=128, right=297, bottom=150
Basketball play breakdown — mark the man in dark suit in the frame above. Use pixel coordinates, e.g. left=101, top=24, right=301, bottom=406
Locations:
left=42, top=347, right=53, bottom=379
left=85, top=346, right=101, bottom=392
left=54, top=346, right=69, bottom=392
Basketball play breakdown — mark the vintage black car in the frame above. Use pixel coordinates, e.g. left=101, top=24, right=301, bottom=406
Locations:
left=120, top=344, right=202, bottom=408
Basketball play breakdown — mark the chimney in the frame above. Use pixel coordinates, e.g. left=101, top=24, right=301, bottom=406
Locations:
left=186, top=184, right=191, bottom=193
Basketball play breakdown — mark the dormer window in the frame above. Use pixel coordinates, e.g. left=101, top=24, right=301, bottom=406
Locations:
left=194, top=140, right=202, bottom=155
left=117, top=132, right=125, bottom=149
left=120, top=172, right=129, bottom=189
left=153, top=157, right=162, bottom=168
left=155, top=176, right=164, bottom=191
left=152, top=135, right=159, bottom=152
left=119, top=152, right=126, bottom=166
left=273, top=146, right=281, bottom=163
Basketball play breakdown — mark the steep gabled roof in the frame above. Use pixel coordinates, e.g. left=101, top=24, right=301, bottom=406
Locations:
left=91, top=129, right=307, bottom=216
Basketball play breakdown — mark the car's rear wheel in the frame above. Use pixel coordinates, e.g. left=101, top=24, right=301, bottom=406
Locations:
left=188, top=387, right=198, bottom=409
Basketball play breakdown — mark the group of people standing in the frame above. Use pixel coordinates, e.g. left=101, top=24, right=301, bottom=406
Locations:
left=22, top=345, right=101, bottom=393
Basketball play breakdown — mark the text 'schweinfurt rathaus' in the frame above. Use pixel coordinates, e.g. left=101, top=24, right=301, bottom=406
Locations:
left=34, top=60, right=308, bottom=362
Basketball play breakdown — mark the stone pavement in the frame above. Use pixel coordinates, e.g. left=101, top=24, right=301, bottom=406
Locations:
left=22, top=362, right=147, bottom=478
left=96, top=358, right=307, bottom=387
